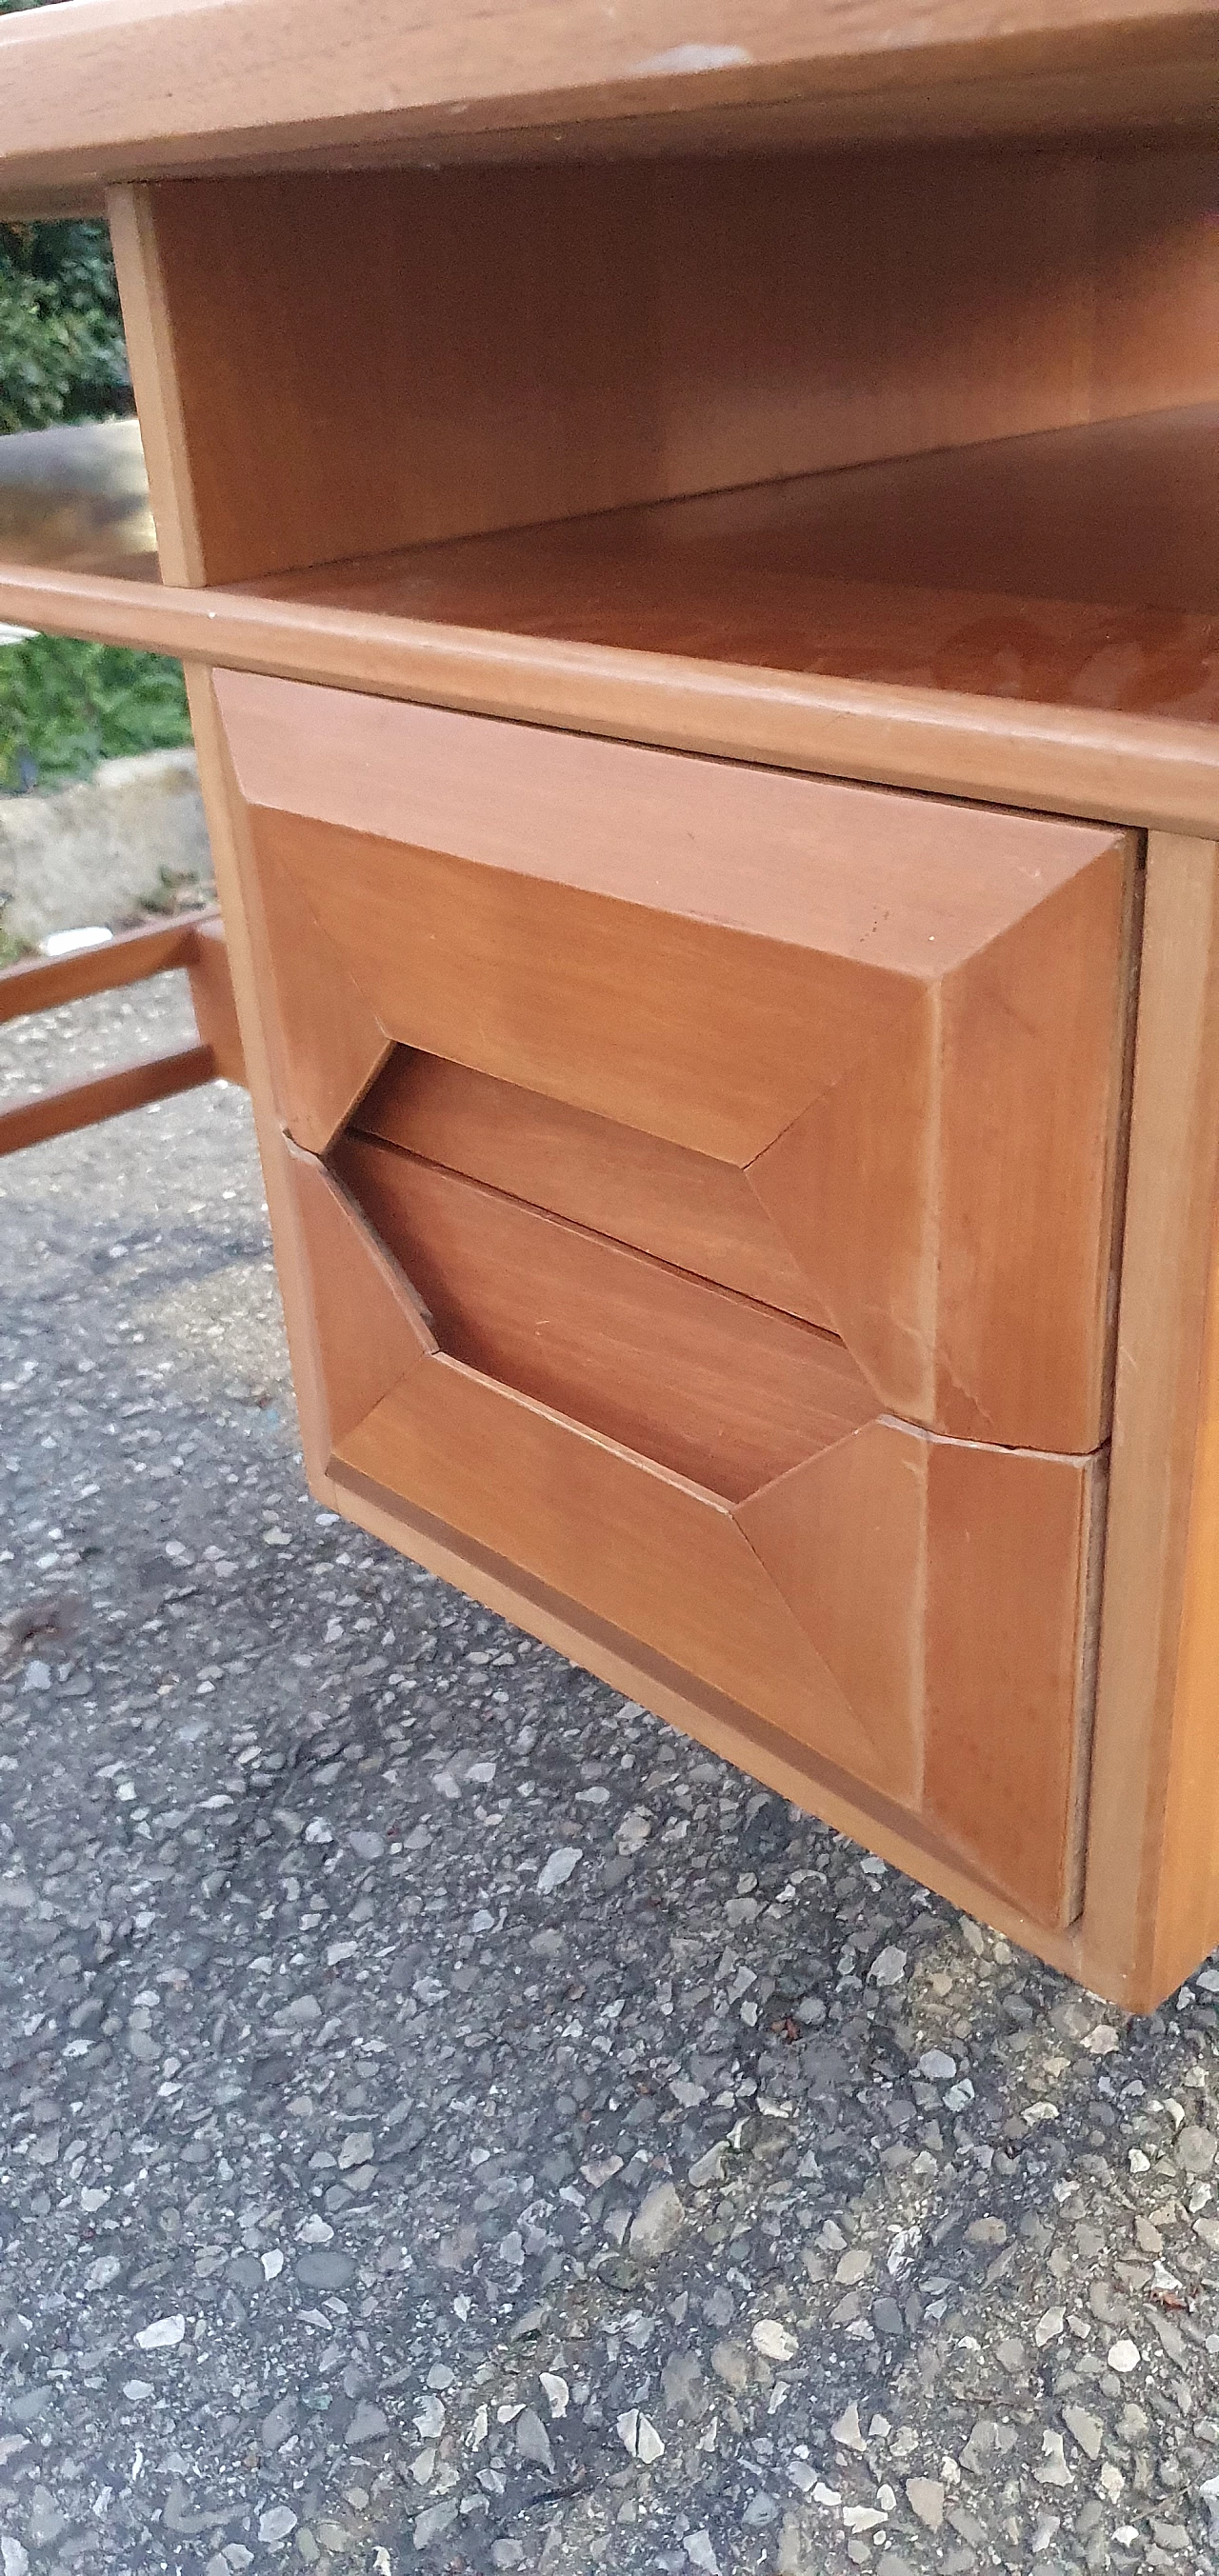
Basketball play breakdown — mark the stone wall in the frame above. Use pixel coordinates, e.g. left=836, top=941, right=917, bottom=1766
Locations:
left=0, top=747, right=211, bottom=945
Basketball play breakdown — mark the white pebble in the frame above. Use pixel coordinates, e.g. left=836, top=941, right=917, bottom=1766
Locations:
left=752, top=2319, right=798, bottom=2361
left=1107, top=2340, right=1141, bottom=2374
left=536, top=1847, right=582, bottom=1895
left=134, top=2315, right=185, bottom=2351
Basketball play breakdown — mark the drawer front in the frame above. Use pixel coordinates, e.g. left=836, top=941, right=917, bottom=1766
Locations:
left=216, top=667, right=1134, bottom=1451
left=214, top=669, right=1129, bottom=1928
left=283, top=1142, right=1101, bottom=1930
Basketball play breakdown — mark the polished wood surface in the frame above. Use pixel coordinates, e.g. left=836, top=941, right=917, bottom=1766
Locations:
left=271, top=407, right=1219, bottom=725
left=330, top=1452, right=1088, bottom=1982
left=105, top=150, right=1219, bottom=589
left=333, top=1131, right=873, bottom=1502
left=1084, top=835, right=1219, bottom=2007
left=0, top=0, right=1213, bottom=212
left=3, top=550, right=1216, bottom=839
left=216, top=666, right=1133, bottom=1451
left=334, top=1344, right=1100, bottom=1926
left=355, top=1052, right=831, bottom=1329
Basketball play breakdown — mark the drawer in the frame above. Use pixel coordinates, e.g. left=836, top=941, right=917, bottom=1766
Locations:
left=213, top=669, right=1133, bottom=1928
left=215, top=668, right=1135, bottom=1450
left=283, top=1137, right=1102, bottom=1931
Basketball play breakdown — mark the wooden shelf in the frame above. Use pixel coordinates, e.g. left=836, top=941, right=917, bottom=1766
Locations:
left=1, top=403, right=1216, bottom=834
left=246, top=405, right=1219, bottom=728
left=0, top=0, right=1215, bottom=216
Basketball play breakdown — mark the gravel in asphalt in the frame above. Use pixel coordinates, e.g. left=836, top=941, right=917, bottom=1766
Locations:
left=4, top=976, right=1219, bottom=2575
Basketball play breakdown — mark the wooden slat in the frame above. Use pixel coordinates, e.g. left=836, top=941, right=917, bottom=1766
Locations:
left=0, top=0, right=1214, bottom=210
left=0, top=919, right=201, bottom=1025
left=185, top=915, right=247, bottom=1087
left=332, top=1132, right=873, bottom=1502
left=354, top=1052, right=832, bottom=1329
left=0, top=1044, right=214, bottom=1156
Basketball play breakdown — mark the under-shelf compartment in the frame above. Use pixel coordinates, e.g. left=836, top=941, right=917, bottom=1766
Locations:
left=245, top=404, right=1219, bottom=724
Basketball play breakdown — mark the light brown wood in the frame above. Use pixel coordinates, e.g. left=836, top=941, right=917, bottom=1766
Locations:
left=330, top=1334, right=1099, bottom=1923
left=98, top=150, right=1219, bottom=589
left=332, top=1130, right=873, bottom=1501
left=5, top=554, right=1217, bottom=836
left=281, top=1145, right=435, bottom=1450
left=340, top=1348, right=886, bottom=1786
left=185, top=915, right=246, bottom=1087
left=329, top=1448, right=1087, bottom=1982
left=0, top=0, right=1214, bottom=213
left=0, top=911, right=247, bottom=1150
left=354, top=1052, right=832, bottom=1328
left=0, top=1045, right=214, bottom=1157
left=0, top=918, right=201, bottom=1023
left=1083, top=835, right=1219, bottom=2007
left=257, top=406, right=1219, bottom=725
left=242, top=844, right=390, bottom=1154
left=215, top=666, right=1133, bottom=1449
left=740, top=1428, right=1103, bottom=1926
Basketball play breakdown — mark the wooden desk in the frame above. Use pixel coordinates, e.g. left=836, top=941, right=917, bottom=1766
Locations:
left=2, top=0, right=1217, bottom=2007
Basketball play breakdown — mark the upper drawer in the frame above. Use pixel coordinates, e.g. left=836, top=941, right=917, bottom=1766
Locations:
left=215, top=668, right=1136, bottom=1450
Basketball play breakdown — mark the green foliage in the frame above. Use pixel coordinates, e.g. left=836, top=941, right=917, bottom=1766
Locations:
left=0, top=633, right=191, bottom=791
left=0, top=218, right=132, bottom=433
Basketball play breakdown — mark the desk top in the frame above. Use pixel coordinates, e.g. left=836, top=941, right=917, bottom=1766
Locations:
left=0, top=0, right=1215, bottom=216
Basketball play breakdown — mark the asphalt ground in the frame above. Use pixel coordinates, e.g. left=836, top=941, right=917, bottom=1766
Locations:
left=3, top=977, right=1219, bottom=2576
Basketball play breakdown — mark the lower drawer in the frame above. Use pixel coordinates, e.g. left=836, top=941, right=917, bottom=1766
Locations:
left=284, top=1141, right=1103, bottom=1933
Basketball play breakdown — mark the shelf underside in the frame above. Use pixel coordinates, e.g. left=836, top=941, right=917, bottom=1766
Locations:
left=242, top=406, right=1219, bottom=727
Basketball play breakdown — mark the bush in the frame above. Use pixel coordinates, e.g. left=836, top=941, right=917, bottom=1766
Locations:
left=0, top=218, right=132, bottom=434
left=0, top=634, right=191, bottom=791
left=0, top=187, right=191, bottom=786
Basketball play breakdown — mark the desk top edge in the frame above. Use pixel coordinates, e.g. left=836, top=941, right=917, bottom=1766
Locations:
left=0, top=0, right=1216, bottom=215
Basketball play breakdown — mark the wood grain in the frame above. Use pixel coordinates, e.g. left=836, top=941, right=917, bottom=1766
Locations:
left=0, top=1045, right=214, bottom=1157
left=96, top=150, right=1219, bottom=589
left=354, top=1051, right=832, bottom=1328
left=330, top=1450, right=1088, bottom=1985
left=281, top=1144, right=434, bottom=1451
left=922, top=1441, right=1104, bottom=1928
left=0, top=918, right=201, bottom=1023
left=4, top=556, right=1215, bottom=843
left=185, top=915, right=246, bottom=1087
left=1083, top=835, right=1219, bottom=2007
left=332, top=1131, right=873, bottom=1501
left=0, top=1, right=1214, bottom=210
left=338, top=1350, right=883, bottom=1782
left=217, top=667, right=1132, bottom=1447
left=739, top=1426, right=1103, bottom=1925
left=246, top=842, right=390, bottom=1152
left=265, top=405, right=1219, bottom=723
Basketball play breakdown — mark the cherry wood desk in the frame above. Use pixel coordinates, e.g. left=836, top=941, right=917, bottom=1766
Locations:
left=2, top=0, right=1217, bottom=2007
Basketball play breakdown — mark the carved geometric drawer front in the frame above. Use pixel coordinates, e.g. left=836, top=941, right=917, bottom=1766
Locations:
left=216, top=669, right=1134, bottom=1450
left=214, top=669, right=1133, bottom=1931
